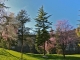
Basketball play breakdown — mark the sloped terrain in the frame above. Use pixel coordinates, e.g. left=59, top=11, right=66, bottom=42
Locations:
left=0, top=48, right=80, bottom=60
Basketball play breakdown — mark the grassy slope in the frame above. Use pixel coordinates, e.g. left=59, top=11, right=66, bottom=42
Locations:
left=6, top=49, right=38, bottom=60
left=0, top=48, right=80, bottom=60
left=0, top=48, right=19, bottom=60
left=0, top=48, right=38, bottom=60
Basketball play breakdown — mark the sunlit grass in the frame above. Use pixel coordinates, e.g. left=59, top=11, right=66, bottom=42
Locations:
left=6, top=49, right=38, bottom=60
left=25, top=53, right=80, bottom=60
left=0, top=48, right=80, bottom=60
left=0, top=48, right=38, bottom=60
left=0, top=48, right=19, bottom=60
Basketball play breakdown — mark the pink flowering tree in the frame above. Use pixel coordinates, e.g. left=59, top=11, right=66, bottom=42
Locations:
left=1, top=12, right=19, bottom=49
left=55, top=20, right=75, bottom=58
left=45, top=37, right=56, bottom=54
left=0, top=0, right=19, bottom=49
left=40, top=28, right=56, bottom=54
left=45, top=28, right=56, bottom=54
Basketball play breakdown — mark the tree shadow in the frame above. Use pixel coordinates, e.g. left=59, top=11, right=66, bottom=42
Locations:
left=26, top=53, right=80, bottom=60
left=0, top=49, right=26, bottom=60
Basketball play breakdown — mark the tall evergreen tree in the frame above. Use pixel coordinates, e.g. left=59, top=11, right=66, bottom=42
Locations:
left=16, top=10, right=30, bottom=60
left=35, top=6, right=52, bottom=56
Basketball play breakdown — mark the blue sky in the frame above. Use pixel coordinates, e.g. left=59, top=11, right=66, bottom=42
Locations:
left=5, top=0, right=80, bottom=31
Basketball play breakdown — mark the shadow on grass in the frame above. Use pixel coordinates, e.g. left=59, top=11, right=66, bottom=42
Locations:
left=0, top=48, right=26, bottom=60
left=26, top=53, right=80, bottom=60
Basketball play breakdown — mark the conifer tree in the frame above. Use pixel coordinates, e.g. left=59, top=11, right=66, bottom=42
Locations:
left=16, top=10, right=30, bottom=60
left=35, top=6, right=52, bottom=56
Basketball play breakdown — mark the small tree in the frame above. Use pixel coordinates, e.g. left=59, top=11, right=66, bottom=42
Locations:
left=35, top=6, right=52, bottom=56
left=55, top=20, right=74, bottom=58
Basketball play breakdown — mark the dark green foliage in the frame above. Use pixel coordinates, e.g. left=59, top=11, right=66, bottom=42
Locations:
left=36, top=29, right=50, bottom=46
left=35, top=29, right=42, bottom=46
left=35, top=6, right=52, bottom=55
left=0, top=39, right=7, bottom=48
left=35, top=29, right=50, bottom=53
left=35, top=6, right=52, bottom=29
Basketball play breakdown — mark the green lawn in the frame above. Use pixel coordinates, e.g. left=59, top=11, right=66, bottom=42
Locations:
left=0, top=48, right=80, bottom=60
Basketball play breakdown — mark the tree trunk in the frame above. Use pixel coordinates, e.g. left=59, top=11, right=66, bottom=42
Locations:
left=63, top=49, right=65, bottom=58
left=8, top=42, right=10, bottom=49
left=8, top=39, right=11, bottom=49
left=20, top=22, right=24, bottom=60
left=20, top=43, right=23, bottom=60
left=43, top=18, right=46, bottom=56
left=62, top=43, right=65, bottom=58
left=30, top=47, right=32, bottom=53
left=43, top=42, right=45, bottom=56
